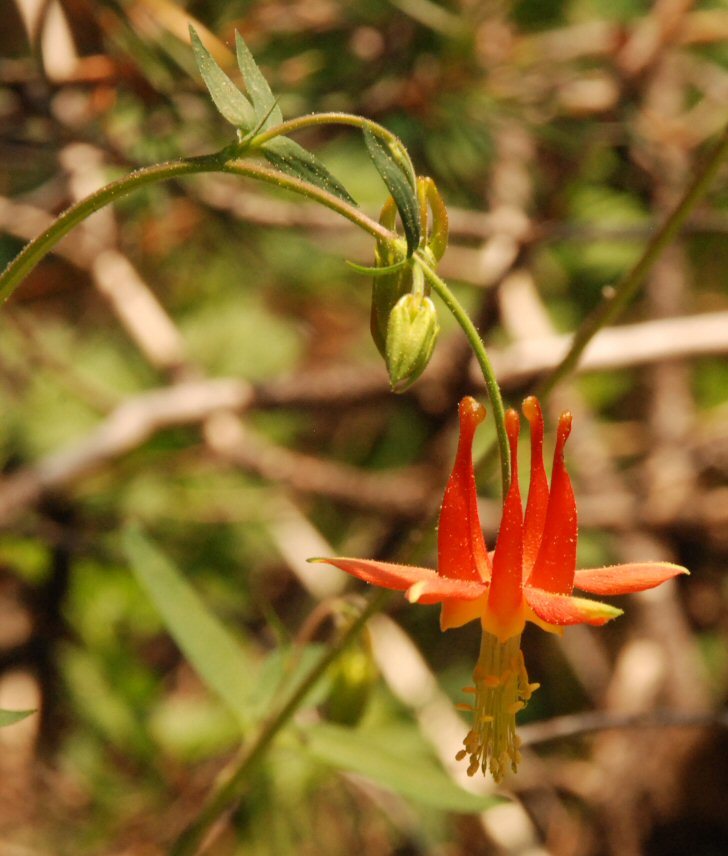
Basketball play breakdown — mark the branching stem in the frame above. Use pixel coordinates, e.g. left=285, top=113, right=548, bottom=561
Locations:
left=169, top=590, right=390, bottom=856
left=0, top=150, right=392, bottom=307
left=536, top=122, right=728, bottom=398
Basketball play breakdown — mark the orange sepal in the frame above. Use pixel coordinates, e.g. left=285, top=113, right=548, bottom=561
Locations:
left=525, top=586, right=623, bottom=626
left=309, top=557, right=487, bottom=603
left=573, top=562, right=689, bottom=595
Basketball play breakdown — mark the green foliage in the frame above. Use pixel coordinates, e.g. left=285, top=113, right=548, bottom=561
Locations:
left=235, top=30, right=283, bottom=130
left=190, top=26, right=356, bottom=203
left=305, top=722, right=498, bottom=813
left=694, top=358, right=728, bottom=409
left=563, top=184, right=648, bottom=287
left=180, top=290, right=303, bottom=379
left=190, top=27, right=257, bottom=130
left=364, top=128, right=421, bottom=255
left=262, top=136, right=357, bottom=204
left=123, top=526, right=256, bottom=731
left=149, top=695, right=240, bottom=761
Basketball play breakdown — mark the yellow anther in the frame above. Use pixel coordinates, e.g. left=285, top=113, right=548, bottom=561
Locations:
left=455, top=631, right=539, bottom=782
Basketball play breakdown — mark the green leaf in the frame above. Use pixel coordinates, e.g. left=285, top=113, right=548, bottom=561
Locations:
left=122, top=526, right=255, bottom=731
left=189, top=26, right=256, bottom=130
left=364, top=128, right=421, bottom=256
left=0, top=709, right=35, bottom=728
left=304, top=722, right=497, bottom=813
left=235, top=31, right=282, bottom=130
left=263, top=136, right=356, bottom=205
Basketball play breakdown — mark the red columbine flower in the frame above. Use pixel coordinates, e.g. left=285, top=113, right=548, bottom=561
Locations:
left=311, top=397, right=688, bottom=781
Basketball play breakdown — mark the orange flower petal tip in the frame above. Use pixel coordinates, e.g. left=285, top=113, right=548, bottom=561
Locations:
left=459, top=396, right=485, bottom=424
left=504, top=408, right=520, bottom=435
left=521, top=396, right=541, bottom=422
left=557, top=411, right=573, bottom=438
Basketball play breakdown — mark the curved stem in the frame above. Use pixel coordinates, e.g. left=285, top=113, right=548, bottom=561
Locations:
left=170, top=589, right=390, bottom=856
left=536, top=122, right=728, bottom=398
left=418, top=256, right=511, bottom=498
left=221, top=159, right=392, bottom=242
left=0, top=154, right=224, bottom=305
left=250, top=112, right=402, bottom=149
left=0, top=150, right=393, bottom=307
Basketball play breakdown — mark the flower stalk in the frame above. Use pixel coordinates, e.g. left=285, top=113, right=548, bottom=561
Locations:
left=418, top=258, right=511, bottom=496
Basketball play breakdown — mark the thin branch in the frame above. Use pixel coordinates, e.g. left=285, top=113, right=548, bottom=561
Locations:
left=487, top=310, right=728, bottom=386
left=0, top=379, right=434, bottom=526
left=537, top=122, right=728, bottom=398
left=0, top=379, right=254, bottom=523
left=520, top=708, right=728, bottom=747
left=169, top=590, right=391, bottom=856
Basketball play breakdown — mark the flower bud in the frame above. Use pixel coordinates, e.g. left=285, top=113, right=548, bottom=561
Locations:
left=322, top=637, right=377, bottom=726
left=385, top=293, right=440, bottom=391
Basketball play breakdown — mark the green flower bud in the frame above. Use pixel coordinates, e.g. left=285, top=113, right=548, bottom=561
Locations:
left=369, top=182, right=447, bottom=371
left=322, top=637, right=377, bottom=726
left=385, top=293, right=440, bottom=392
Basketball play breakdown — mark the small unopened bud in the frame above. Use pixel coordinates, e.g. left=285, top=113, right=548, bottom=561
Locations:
left=322, top=638, right=377, bottom=726
left=385, top=293, right=439, bottom=391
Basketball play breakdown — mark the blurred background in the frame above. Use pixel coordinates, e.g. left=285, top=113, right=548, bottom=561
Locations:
left=1, top=1, right=727, bottom=854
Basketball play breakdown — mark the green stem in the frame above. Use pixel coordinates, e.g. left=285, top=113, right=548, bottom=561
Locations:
left=249, top=112, right=417, bottom=194
left=170, top=590, right=390, bottom=856
left=418, top=256, right=511, bottom=497
left=221, top=159, right=392, bottom=242
left=536, top=122, right=728, bottom=398
left=250, top=112, right=402, bottom=149
left=0, top=151, right=392, bottom=307
left=0, top=154, right=221, bottom=305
